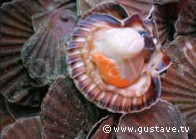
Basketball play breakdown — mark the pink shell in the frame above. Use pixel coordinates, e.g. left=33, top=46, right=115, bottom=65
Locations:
left=161, top=36, right=196, bottom=132
left=67, top=2, right=171, bottom=113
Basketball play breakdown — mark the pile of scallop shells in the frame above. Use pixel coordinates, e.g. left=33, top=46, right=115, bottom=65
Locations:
left=0, top=0, right=195, bottom=138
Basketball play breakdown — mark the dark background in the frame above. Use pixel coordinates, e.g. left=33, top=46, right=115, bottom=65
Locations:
left=0, top=0, right=13, bottom=6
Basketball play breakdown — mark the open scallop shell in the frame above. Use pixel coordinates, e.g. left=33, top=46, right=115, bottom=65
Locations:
left=116, top=99, right=188, bottom=139
left=77, top=0, right=153, bottom=18
left=0, top=0, right=48, bottom=106
left=152, top=1, right=179, bottom=45
left=67, top=2, right=171, bottom=113
left=21, top=3, right=78, bottom=85
left=1, top=116, right=42, bottom=139
left=176, top=0, right=196, bottom=36
left=161, top=36, right=196, bottom=132
left=41, top=75, right=103, bottom=139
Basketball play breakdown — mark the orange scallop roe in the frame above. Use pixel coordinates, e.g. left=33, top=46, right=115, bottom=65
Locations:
left=92, top=52, right=131, bottom=88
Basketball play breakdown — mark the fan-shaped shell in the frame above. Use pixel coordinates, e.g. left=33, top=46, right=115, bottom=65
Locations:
left=152, top=1, right=179, bottom=45
left=41, top=75, right=103, bottom=139
left=116, top=99, right=188, bottom=139
left=78, top=0, right=153, bottom=18
left=87, top=99, right=188, bottom=138
left=115, top=0, right=153, bottom=18
left=1, top=116, right=42, bottom=139
left=161, top=36, right=196, bottom=132
left=21, top=3, right=78, bottom=85
left=0, top=0, right=48, bottom=106
left=67, top=2, right=171, bottom=113
left=176, top=0, right=196, bottom=36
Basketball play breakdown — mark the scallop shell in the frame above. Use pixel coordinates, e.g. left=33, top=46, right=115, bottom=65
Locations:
left=87, top=99, right=188, bottom=138
left=116, top=99, right=188, bottom=139
left=87, top=116, right=116, bottom=139
left=152, top=2, right=179, bottom=45
left=176, top=0, right=196, bottom=36
left=161, top=36, right=196, bottom=132
left=41, top=75, right=103, bottom=139
left=115, top=0, right=153, bottom=18
left=1, top=116, right=42, bottom=139
left=0, top=0, right=49, bottom=106
left=21, top=3, right=78, bottom=85
left=80, top=1, right=129, bottom=20
left=67, top=2, right=171, bottom=113
left=78, top=0, right=153, bottom=18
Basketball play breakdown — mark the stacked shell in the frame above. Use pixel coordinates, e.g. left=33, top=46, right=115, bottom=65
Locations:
left=0, top=0, right=48, bottom=106
left=161, top=36, right=196, bottom=131
left=21, top=2, right=78, bottom=85
left=67, top=2, right=171, bottom=113
left=152, top=0, right=196, bottom=131
left=87, top=100, right=188, bottom=138
left=77, top=0, right=153, bottom=18
left=0, top=0, right=78, bottom=106
left=41, top=75, right=103, bottom=139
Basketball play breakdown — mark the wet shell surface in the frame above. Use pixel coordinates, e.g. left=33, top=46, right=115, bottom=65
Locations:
left=78, top=0, right=153, bottom=18
left=161, top=36, right=196, bottom=132
left=176, top=0, right=196, bottom=36
left=41, top=75, right=103, bottom=139
left=1, top=116, right=42, bottom=139
left=21, top=3, right=78, bottom=85
left=67, top=2, right=171, bottom=113
left=116, top=99, right=188, bottom=139
left=0, top=0, right=48, bottom=106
